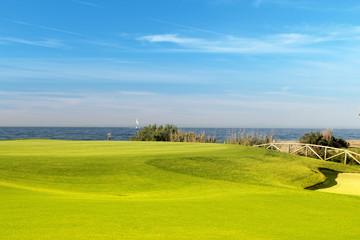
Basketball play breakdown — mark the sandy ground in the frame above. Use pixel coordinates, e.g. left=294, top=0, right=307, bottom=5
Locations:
left=274, top=140, right=360, bottom=196
left=347, top=140, right=360, bottom=148
left=278, top=139, right=360, bottom=150
left=278, top=140, right=360, bottom=147
left=316, top=173, right=360, bottom=196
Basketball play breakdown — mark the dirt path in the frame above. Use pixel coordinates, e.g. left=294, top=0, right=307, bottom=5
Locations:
left=316, top=172, right=360, bottom=196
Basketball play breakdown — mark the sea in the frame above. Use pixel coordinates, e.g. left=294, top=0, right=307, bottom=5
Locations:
left=1, top=127, right=360, bottom=142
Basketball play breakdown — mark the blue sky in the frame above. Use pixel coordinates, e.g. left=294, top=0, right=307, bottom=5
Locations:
left=1, top=0, right=360, bottom=128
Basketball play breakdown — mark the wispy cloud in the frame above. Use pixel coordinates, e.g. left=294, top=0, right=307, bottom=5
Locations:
left=72, top=0, right=106, bottom=9
left=0, top=58, right=358, bottom=127
left=137, top=24, right=360, bottom=54
left=137, top=34, right=200, bottom=44
left=0, top=88, right=354, bottom=128
left=149, top=18, right=232, bottom=38
left=83, top=40, right=129, bottom=49
left=253, top=0, right=263, bottom=7
left=0, top=91, right=82, bottom=98
left=137, top=33, right=314, bottom=54
left=120, top=91, right=156, bottom=96
left=265, top=90, right=339, bottom=101
left=0, top=37, right=65, bottom=48
left=0, top=58, right=213, bottom=84
left=6, top=19, right=86, bottom=37
left=252, top=0, right=360, bottom=12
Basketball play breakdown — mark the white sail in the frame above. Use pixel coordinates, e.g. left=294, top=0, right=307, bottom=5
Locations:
left=135, top=118, right=140, bottom=129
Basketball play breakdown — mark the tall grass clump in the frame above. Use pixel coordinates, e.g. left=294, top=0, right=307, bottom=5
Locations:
left=130, top=124, right=216, bottom=143
left=225, top=129, right=274, bottom=146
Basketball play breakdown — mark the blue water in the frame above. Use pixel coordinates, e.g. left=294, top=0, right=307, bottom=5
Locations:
left=1, top=127, right=360, bottom=142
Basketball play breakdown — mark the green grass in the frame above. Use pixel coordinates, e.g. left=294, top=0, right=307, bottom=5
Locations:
left=349, top=147, right=360, bottom=154
left=0, top=140, right=359, bottom=240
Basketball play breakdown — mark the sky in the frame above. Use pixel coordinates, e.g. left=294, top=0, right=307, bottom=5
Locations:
left=1, top=0, right=360, bottom=128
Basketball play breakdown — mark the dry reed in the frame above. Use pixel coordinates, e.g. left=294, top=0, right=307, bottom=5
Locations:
left=225, top=129, right=274, bottom=146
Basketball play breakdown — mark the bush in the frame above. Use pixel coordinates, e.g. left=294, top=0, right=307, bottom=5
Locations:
left=299, top=130, right=349, bottom=148
left=130, top=124, right=176, bottom=141
left=130, top=124, right=216, bottom=143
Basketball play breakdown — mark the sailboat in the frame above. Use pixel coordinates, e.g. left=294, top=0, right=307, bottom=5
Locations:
left=135, top=118, right=140, bottom=129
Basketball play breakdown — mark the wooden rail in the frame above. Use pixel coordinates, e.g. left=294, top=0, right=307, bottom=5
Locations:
left=254, top=142, right=360, bottom=165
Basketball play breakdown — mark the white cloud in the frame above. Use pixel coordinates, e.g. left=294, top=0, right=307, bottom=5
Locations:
left=0, top=37, right=65, bottom=48
left=73, top=0, right=106, bottom=8
left=6, top=19, right=86, bottom=37
left=137, top=24, right=360, bottom=54
left=0, top=90, right=355, bottom=128
left=84, top=40, right=130, bottom=49
left=149, top=18, right=232, bottom=38
left=120, top=91, right=156, bottom=96
left=0, top=91, right=76, bottom=96
left=137, top=33, right=316, bottom=54
left=0, top=58, right=213, bottom=84
left=137, top=34, right=200, bottom=44
left=0, top=55, right=359, bottom=128
left=264, top=91, right=339, bottom=101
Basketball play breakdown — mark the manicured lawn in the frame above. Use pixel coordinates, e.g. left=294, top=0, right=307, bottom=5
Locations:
left=0, top=140, right=359, bottom=239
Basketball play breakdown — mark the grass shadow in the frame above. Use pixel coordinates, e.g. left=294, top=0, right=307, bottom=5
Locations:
left=307, top=168, right=339, bottom=190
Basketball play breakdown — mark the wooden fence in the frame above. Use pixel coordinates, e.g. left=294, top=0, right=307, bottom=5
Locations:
left=254, top=142, right=360, bottom=165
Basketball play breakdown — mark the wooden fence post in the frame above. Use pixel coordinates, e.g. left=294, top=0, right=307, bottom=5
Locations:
left=344, top=152, right=347, bottom=165
left=253, top=143, right=360, bottom=165
left=324, top=147, right=327, bottom=161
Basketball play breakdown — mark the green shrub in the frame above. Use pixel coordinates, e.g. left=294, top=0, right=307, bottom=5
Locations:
left=299, top=130, right=349, bottom=148
left=130, top=124, right=216, bottom=143
left=130, top=124, right=177, bottom=141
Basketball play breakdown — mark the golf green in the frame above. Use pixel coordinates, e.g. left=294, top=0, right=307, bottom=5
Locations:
left=1, top=140, right=359, bottom=239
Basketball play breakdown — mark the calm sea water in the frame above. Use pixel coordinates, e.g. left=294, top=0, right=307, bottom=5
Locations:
left=1, top=127, right=360, bottom=142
